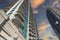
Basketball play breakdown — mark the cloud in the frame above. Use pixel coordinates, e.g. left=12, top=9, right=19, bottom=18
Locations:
left=38, top=22, right=50, bottom=31
left=38, top=21, right=50, bottom=34
left=33, top=9, right=39, bottom=14
left=38, top=24, right=49, bottom=31
left=43, top=34, right=59, bottom=40
left=30, top=0, right=45, bottom=14
left=30, top=0, right=45, bottom=8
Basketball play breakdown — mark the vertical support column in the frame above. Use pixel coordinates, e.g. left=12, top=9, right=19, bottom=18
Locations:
left=27, top=0, right=30, bottom=40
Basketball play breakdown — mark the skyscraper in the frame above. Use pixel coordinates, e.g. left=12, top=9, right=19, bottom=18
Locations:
left=46, top=6, right=60, bottom=39
left=29, top=6, right=38, bottom=40
left=0, top=0, right=38, bottom=40
left=0, top=0, right=26, bottom=40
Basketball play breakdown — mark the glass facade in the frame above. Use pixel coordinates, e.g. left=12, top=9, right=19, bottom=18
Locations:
left=46, top=7, right=60, bottom=40
left=11, top=0, right=28, bottom=39
left=0, top=0, right=28, bottom=40
left=0, top=0, right=38, bottom=40
left=46, top=7, right=60, bottom=34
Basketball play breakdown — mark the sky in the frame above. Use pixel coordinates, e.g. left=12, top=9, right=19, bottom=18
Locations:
left=0, top=0, right=60, bottom=40
left=0, top=0, right=14, bottom=9
left=30, top=0, right=60, bottom=40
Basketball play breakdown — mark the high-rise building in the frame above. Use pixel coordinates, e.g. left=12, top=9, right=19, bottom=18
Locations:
left=0, top=0, right=26, bottom=40
left=0, top=0, right=38, bottom=40
left=29, top=6, right=38, bottom=40
left=46, top=6, right=60, bottom=39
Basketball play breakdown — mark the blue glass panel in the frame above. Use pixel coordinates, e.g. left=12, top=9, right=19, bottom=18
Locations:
left=22, top=4, right=28, bottom=39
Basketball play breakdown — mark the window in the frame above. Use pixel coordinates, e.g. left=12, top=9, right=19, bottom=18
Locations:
left=0, top=37, right=5, bottom=40
left=15, top=14, right=24, bottom=22
left=0, top=35, right=7, bottom=40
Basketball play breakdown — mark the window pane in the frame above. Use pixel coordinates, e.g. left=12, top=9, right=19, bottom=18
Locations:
left=0, top=37, right=5, bottom=40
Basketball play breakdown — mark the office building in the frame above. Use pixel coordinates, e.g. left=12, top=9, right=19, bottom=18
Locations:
left=0, top=0, right=27, bottom=40
left=29, top=6, right=38, bottom=40
left=46, top=6, right=60, bottom=39
left=0, top=0, right=39, bottom=40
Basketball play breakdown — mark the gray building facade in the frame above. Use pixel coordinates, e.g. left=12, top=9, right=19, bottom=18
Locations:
left=0, top=0, right=39, bottom=40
